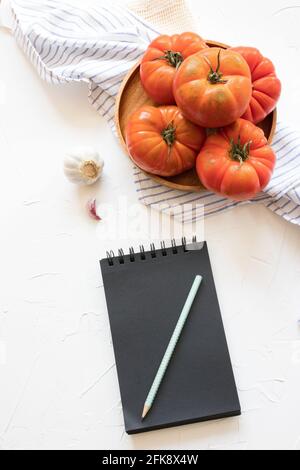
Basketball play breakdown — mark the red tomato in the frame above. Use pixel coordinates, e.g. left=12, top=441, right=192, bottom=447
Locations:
left=196, top=119, right=276, bottom=201
left=126, top=106, right=206, bottom=177
left=140, top=33, right=207, bottom=105
left=231, top=47, right=281, bottom=124
left=173, top=48, right=252, bottom=128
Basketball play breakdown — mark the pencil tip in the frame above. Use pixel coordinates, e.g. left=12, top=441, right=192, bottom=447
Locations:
left=142, top=405, right=150, bottom=420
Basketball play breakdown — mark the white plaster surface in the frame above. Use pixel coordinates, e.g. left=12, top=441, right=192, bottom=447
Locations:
left=0, top=0, right=300, bottom=450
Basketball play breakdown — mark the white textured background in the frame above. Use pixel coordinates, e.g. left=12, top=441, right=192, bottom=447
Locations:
left=0, top=0, right=300, bottom=450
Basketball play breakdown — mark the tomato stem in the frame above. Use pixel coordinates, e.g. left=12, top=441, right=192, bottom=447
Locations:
left=161, top=122, right=176, bottom=147
left=229, top=136, right=252, bottom=163
left=154, top=50, right=184, bottom=69
left=205, top=49, right=228, bottom=85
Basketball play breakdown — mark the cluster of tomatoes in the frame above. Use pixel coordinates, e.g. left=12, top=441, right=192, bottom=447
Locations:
left=125, top=33, right=281, bottom=201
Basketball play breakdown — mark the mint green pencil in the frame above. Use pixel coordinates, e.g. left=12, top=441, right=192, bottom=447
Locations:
left=142, top=275, right=203, bottom=420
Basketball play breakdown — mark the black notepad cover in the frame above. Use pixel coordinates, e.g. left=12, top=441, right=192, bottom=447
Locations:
left=100, top=242, right=240, bottom=434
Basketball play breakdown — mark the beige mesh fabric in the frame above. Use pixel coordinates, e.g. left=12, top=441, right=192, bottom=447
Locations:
left=126, top=0, right=199, bottom=34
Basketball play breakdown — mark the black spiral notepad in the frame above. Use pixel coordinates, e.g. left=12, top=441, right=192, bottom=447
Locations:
left=100, top=239, right=240, bottom=434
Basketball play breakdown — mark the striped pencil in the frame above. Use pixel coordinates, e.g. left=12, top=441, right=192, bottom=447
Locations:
left=142, top=275, right=203, bottom=420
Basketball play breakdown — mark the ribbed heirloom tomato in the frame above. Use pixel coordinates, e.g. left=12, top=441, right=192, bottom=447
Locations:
left=125, top=106, right=206, bottom=177
left=140, top=33, right=207, bottom=105
left=231, top=47, right=281, bottom=124
left=173, top=48, right=252, bottom=128
left=196, top=119, right=276, bottom=201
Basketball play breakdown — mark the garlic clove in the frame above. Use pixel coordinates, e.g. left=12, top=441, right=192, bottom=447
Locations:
left=87, top=199, right=101, bottom=221
left=64, top=146, right=104, bottom=185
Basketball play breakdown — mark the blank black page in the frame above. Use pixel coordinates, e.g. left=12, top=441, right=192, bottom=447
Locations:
left=100, top=242, right=240, bottom=434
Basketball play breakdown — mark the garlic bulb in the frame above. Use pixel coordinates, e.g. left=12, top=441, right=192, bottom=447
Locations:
left=64, top=147, right=104, bottom=185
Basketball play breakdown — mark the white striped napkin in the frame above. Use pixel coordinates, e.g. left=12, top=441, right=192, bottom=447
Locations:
left=1, top=0, right=300, bottom=225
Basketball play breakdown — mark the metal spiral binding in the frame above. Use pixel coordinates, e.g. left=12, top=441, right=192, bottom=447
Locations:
left=106, top=250, right=115, bottom=266
left=150, top=243, right=156, bottom=258
left=161, top=241, right=167, bottom=256
left=171, top=239, right=178, bottom=254
left=140, top=245, right=146, bottom=260
left=118, top=249, right=125, bottom=264
left=106, top=237, right=199, bottom=265
left=129, top=247, right=135, bottom=262
left=182, top=236, right=188, bottom=252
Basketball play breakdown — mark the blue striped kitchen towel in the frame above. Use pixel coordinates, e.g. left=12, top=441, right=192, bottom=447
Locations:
left=1, top=0, right=300, bottom=225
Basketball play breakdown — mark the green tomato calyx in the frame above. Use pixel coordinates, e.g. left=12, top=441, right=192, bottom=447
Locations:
left=230, top=136, right=252, bottom=164
left=206, top=49, right=228, bottom=85
left=162, top=121, right=176, bottom=147
left=157, top=50, right=184, bottom=69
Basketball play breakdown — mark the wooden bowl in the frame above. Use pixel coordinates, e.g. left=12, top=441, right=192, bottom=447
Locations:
left=115, top=40, right=277, bottom=192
